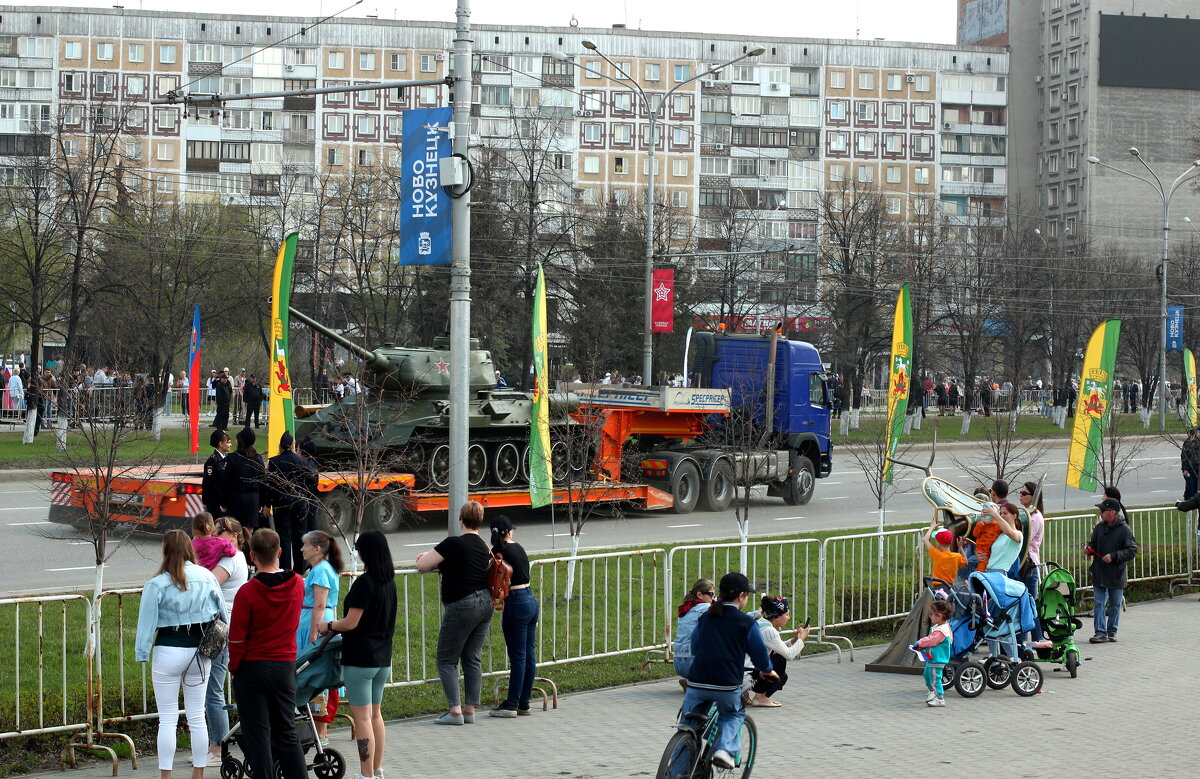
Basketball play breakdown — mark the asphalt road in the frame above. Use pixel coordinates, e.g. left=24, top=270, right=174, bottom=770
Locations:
left=0, top=436, right=1186, bottom=597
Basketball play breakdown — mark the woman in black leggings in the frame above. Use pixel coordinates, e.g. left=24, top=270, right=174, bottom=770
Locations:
left=747, top=595, right=810, bottom=707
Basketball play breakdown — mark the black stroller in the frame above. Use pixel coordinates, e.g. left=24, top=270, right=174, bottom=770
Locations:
left=220, top=634, right=347, bottom=779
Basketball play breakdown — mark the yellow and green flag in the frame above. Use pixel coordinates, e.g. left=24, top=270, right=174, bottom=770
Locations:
left=267, top=232, right=298, bottom=458
left=884, top=283, right=912, bottom=484
left=1066, top=318, right=1122, bottom=492
left=529, top=264, right=553, bottom=507
left=1185, top=348, right=1198, bottom=428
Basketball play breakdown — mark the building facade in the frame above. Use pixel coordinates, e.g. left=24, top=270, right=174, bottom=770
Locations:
left=0, top=6, right=1008, bottom=333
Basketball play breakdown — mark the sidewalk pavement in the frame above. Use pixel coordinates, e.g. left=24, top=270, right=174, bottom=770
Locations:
left=38, top=597, right=1200, bottom=778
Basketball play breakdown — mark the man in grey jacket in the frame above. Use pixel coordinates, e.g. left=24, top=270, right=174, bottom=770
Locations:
left=1087, top=498, right=1138, bottom=644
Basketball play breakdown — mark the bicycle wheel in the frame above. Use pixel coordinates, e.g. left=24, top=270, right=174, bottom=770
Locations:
left=656, top=730, right=703, bottom=779
left=711, top=715, right=757, bottom=779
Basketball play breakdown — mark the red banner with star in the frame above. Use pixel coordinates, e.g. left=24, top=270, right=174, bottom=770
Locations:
left=651, top=269, right=674, bottom=333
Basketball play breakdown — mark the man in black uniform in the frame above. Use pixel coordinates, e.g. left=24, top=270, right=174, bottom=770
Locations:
left=202, top=428, right=231, bottom=517
left=212, top=369, right=233, bottom=429
left=267, top=431, right=319, bottom=572
left=243, top=374, right=265, bottom=428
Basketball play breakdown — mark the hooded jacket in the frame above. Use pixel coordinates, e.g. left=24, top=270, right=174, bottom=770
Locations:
left=1088, top=515, right=1138, bottom=589
left=228, top=569, right=304, bottom=674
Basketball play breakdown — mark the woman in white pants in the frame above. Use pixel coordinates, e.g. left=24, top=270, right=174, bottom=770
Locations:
left=135, top=530, right=226, bottom=779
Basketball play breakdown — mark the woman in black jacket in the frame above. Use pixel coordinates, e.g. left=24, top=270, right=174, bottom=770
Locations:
left=221, top=426, right=268, bottom=529
left=488, top=515, right=538, bottom=718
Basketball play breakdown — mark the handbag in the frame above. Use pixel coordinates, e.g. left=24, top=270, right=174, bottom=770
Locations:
left=486, top=552, right=513, bottom=611
left=198, top=618, right=229, bottom=659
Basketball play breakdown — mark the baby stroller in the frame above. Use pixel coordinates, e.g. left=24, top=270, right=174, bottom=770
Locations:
left=1032, top=562, right=1083, bottom=678
left=931, top=572, right=1044, bottom=699
left=220, top=633, right=347, bottom=779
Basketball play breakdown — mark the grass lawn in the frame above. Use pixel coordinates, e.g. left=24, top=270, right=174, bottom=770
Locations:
left=0, top=427, right=197, bottom=468
left=831, top=409, right=1191, bottom=445
left=1, top=503, right=1193, bottom=775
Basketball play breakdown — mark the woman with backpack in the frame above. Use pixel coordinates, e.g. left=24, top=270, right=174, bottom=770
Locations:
left=487, top=515, right=538, bottom=718
left=134, top=530, right=226, bottom=779
left=415, top=500, right=493, bottom=725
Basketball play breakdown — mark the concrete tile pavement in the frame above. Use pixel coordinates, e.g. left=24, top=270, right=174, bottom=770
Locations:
left=40, top=597, right=1200, bottom=779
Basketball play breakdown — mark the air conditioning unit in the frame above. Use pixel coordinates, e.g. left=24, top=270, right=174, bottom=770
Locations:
left=768, top=82, right=780, bottom=91
left=436, top=53, right=447, bottom=61
left=285, top=64, right=295, bottom=72
left=701, top=79, right=715, bottom=88
left=573, top=109, right=594, bottom=117
left=582, top=110, right=593, bottom=117
left=905, top=75, right=915, bottom=83
left=943, top=122, right=952, bottom=129
left=713, top=143, right=726, bottom=151
left=1035, top=75, right=1044, bottom=83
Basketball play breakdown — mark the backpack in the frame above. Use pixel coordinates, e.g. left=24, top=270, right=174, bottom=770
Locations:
left=486, top=551, right=513, bottom=611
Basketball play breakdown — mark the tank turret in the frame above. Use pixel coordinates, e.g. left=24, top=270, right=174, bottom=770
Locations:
left=290, top=307, right=581, bottom=495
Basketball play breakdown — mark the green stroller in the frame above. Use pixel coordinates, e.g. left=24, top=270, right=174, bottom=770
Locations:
left=1033, top=563, right=1083, bottom=677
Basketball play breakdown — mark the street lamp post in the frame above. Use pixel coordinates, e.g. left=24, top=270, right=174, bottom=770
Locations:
left=555, top=44, right=764, bottom=384
left=1087, top=149, right=1200, bottom=431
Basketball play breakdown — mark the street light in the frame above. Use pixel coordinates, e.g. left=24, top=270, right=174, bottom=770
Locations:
left=1087, top=150, right=1200, bottom=431
left=554, top=44, right=765, bottom=383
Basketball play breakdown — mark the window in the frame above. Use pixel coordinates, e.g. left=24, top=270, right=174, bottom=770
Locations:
left=913, top=135, right=931, bottom=155
left=358, top=149, right=374, bottom=166
left=359, top=52, right=376, bottom=70
left=914, top=75, right=931, bottom=92
left=699, top=188, right=730, bottom=206
left=1068, top=49, right=1079, bottom=71
left=1069, top=17, right=1080, bottom=38
left=886, top=165, right=901, bottom=183
left=671, top=190, right=689, bottom=208
left=155, top=141, right=174, bottom=161
left=1048, top=153, right=1059, bottom=173
left=1066, top=182, right=1077, bottom=203
left=790, top=97, right=819, bottom=125
left=913, top=104, right=932, bottom=124
left=1067, top=116, right=1078, bottom=138
left=480, top=85, right=510, bottom=105
left=672, top=127, right=689, bottom=145
left=829, top=101, right=847, bottom=121
left=94, top=74, right=113, bottom=94
left=126, top=75, right=146, bottom=96
left=65, top=41, right=82, bottom=60
left=583, top=123, right=601, bottom=143
left=857, top=165, right=874, bottom=182
left=96, top=42, right=114, bottom=61
left=829, top=164, right=845, bottom=182
left=884, top=134, right=902, bottom=153
left=63, top=139, right=80, bottom=158
left=419, top=85, right=438, bottom=104
left=829, top=131, right=848, bottom=152
left=187, top=140, right=219, bottom=160
left=613, top=156, right=627, bottom=174
left=887, top=74, right=902, bottom=91
left=221, top=141, right=250, bottom=161
left=914, top=166, right=930, bottom=184
left=356, top=115, right=377, bottom=135
left=613, top=124, right=631, bottom=144
left=613, top=92, right=633, bottom=112
left=420, top=54, right=437, bottom=73
left=829, top=70, right=846, bottom=89
left=731, top=65, right=755, bottom=82
left=159, top=45, right=177, bottom=64
left=733, top=158, right=757, bottom=176
left=1067, top=150, right=1078, bottom=170
left=127, top=43, right=145, bottom=63
left=856, top=134, right=875, bottom=153
left=1050, top=55, right=1061, bottom=76
left=857, top=71, right=874, bottom=90
left=1049, top=87, right=1060, bottom=107
left=732, top=96, right=761, bottom=115
left=584, top=60, right=602, bottom=78
left=328, top=51, right=346, bottom=69
left=674, top=64, right=690, bottom=82
left=1049, top=121, right=1060, bottom=142
left=672, top=158, right=689, bottom=177
left=1066, top=83, right=1078, bottom=103
left=700, top=157, right=730, bottom=175
left=1047, top=187, right=1059, bottom=207
left=326, top=114, right=346, bottom=134
left=19, top=38, right=53, bottom=58
left=390, top=53, right=408, bottom=71
left=856, top=102, right=875, bottom=122
left=190, top=44, right=220, bottom=62
left=672, top=94, right=691, bottom=114
left=1051, top=24, right=1061, bottom=43
left=887, top=196, right=901, bottom=214
left=644, top=63, right=661, bottom=82
left=327, top=147, right=344, bottom=166
left=155, top=108, right=176, bottom=130
left=583, top=155, right=600, bottom=174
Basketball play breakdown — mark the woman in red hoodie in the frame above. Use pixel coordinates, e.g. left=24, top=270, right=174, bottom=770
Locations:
left=228, top=528, right=308, bottom=779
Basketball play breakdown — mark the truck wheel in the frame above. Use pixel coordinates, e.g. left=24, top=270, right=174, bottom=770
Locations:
left=698, top=460, right=735, bottom=512
left=669, top=461, right=701, bottom=514
left=318, top=489, right=353, bottom=534
left=367, top=487, right=407, bottom=533
left=782, top=457, right=816, bottom=506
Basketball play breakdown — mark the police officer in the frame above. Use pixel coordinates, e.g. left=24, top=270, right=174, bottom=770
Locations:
left=222, top=426, right=269, bottom=530
left=243, top=375, right=265, bottom=428
left=267, top=431, right=319, bottom=572
left=202, top=429, right=231, bottom=517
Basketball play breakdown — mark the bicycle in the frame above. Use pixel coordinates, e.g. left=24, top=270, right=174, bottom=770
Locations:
left=655, top=698, right=757, bottom=779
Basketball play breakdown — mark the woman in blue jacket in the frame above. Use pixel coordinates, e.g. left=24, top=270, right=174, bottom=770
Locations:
left=672, top=578, right=715, bottom=682
left=135, top=530, right=226, bottom=779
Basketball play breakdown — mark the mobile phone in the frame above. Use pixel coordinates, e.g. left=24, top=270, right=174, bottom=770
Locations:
left=802, top=614, right=811, bottom=628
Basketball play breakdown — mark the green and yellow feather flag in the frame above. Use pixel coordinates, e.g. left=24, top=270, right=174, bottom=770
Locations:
left=884, top=283, right=912, bottom=484
left=1185, top=348, right=1198, bottom=428
left=267, top=232, right=298, bottom=458
left=1066, top=318, right=1122, bottom=492
left=529, top=264, right=553, bottom=508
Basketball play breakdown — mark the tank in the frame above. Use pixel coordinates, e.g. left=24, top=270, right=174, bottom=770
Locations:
left=290, top=307, right=579, bottom=490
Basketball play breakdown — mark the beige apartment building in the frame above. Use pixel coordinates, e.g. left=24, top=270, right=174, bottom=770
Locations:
left=0, top=6, right=1009, bottom=330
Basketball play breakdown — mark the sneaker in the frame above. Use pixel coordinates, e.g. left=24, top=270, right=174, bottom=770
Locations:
left=517, top=707, right=532, bottom=716
left=318, top=737, right=329, bottom=748
left=1106, top=635, right=1117, bottom=643
left=1089, top=634, right=1109, bottom=644
left=712, top=750, right=736, bottom=770
left=434, top=712, right=464, bottom=726
left=374, top=771, right=384, bottom=779
left=489, top=707, right=518, bottom=719
left=927, top=697, right=946, bottom=707
left=925, top=690, right=937, bottom=703
left=462, top=712, right=476, bottom=724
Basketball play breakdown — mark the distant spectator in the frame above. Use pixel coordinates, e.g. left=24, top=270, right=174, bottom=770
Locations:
left=1087, top=499, right=1138, bottom=644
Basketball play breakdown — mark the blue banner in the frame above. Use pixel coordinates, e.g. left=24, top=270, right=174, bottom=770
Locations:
left=1168, top=305, right=1185, bottom=351
left=399, top=106, right=453, bottom=266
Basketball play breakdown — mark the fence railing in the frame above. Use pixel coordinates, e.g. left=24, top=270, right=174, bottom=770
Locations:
left=4, top=507, right=1196, bottom=757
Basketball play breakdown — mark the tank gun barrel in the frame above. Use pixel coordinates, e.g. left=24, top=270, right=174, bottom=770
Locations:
left=289, top=306, right=387, bottom=371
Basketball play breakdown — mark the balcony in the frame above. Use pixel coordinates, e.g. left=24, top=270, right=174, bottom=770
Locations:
left=939, top=180, right=1005, bottom=197
left=283, top=128, right=315, bottom=144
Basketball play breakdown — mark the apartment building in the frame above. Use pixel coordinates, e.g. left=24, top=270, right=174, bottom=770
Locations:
left=0, top=6, right=1008, bottom=331
left=959, top=0, right=1200, bottom=253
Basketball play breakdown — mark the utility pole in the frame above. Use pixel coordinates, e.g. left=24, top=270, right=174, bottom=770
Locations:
left=447, top=0, right=473, bottom=533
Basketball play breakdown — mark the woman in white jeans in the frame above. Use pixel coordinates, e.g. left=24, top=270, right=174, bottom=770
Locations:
left=135, top=530, right=226, bottom=779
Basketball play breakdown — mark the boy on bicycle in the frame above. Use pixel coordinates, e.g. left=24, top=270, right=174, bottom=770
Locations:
left=683, top=572, right=777, bottom=770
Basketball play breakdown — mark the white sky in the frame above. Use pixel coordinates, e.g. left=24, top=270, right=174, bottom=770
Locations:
left=23, top=0, right=959, bottom=44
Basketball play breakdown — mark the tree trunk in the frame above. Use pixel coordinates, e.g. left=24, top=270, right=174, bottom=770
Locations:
left=960, top=411, right=972, bottom=436
left=565, top=532, right=581, bottom=600
left=55, top=409, right=67, bottom=452
left=151, top=405, right=164, bottom=442
left=22, top=408, right=36, bottom=444
left=738, top=515, right=749, bottom=572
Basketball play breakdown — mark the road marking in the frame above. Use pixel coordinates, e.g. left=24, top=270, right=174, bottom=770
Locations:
left=403, top=542, right=437, bottom=547
left=544, top=532, right=585, bottom=538
left=8, top=520, right=50, bottom=525
left=666, top=523, right=703, bottom=528
left=46, top=566, right=93, bottom=572
left=821, top=496, right=848, bottom=500
left=822, top=481, right=843, bottom=485
left=772, top=516, right=805, bottom=521
left=1150, top=477, right=1168, bottom=480
left=0, top=490, right=40, bottom=494
left=69, top=541, right=91, bottom=545
left=0, top=506, right=48, bottom=512
left=1151, top=490, right=1169, bottom=493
